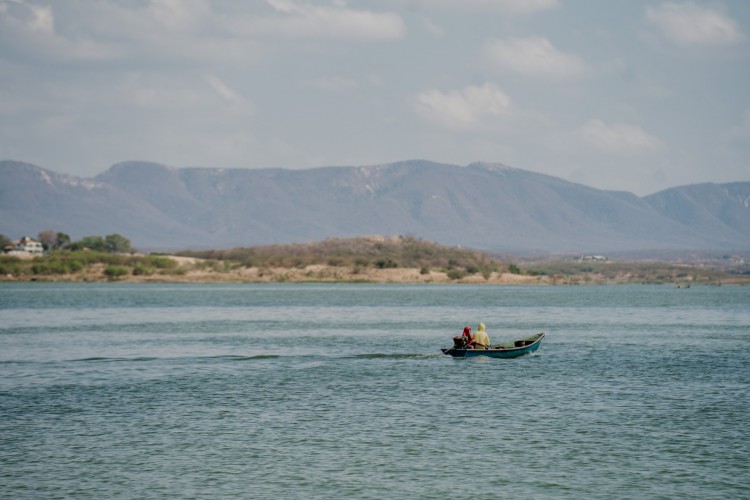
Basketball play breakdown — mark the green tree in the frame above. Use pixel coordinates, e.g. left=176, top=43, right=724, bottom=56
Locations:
left=68, top=234, right=131, bottom=253
left=38, top=230, right=57, bottom=251
left=71, top=235, right=106, bottom=252
left=56, top=232, right=71, bottom=250
left=104, top=234, right=132, bottom=253
left=0, top=233, right=12, bottom=249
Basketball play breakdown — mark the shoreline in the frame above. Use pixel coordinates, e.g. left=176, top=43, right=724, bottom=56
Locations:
left=3, top=262, right=748, bottom=285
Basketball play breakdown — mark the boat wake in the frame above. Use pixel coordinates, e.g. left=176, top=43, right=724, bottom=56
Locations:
left=4, top=352, right=442, bottom=366
left=69, top=354, right=282, bottom=363
left=72, top=353, right=440, bottom=363
left=347, top=353, right=442, bottom=360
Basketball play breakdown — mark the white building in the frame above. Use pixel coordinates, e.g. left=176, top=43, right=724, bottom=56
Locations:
left=5, top=236, right=44, bottom=257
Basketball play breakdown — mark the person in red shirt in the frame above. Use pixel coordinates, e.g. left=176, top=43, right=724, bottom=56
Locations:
left=452, top=326, right=474, bottom=349
left=461, top=326, right=474, bottom=348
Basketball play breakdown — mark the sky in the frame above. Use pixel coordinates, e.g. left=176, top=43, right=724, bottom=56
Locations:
left=1, top=0, right=749, bottom=196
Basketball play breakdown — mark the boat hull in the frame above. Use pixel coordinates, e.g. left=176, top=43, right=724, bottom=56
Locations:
left=442, top=332, right=544, bottom=358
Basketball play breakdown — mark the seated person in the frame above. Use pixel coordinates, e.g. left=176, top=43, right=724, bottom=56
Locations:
left=460, top=326, right=473, bottom=348
left=473, top=323, right=490, bottom=349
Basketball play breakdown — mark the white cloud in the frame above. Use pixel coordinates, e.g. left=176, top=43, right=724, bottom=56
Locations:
left=575, top=119, right=663, bottom=154
left=0, top=0, right=118, bottom=63
left=83, top=73, right=254, bottom=121
left=484, top=37, right=588, bottom=80
left=255, top=0, right=405, bottom=40
left=413, top=83, right=512, bottom=130
left=0, top=1, right=403, bottom=68
left=0, top=0, right=54, bottom=34
left=146, top=0, right=212, bottom=32
left=394, top=0, right=559, bottom=15
left=25, top=2, right=53, bottom=34
left=0, top=70, right=260, bottom=171
left=646, top=2, right=745, bottom=47
left=0, top=0, right=262, bottom=66
left=423, top=18, right=445, bottom=37
left=204, top=74, right=253, bottom=115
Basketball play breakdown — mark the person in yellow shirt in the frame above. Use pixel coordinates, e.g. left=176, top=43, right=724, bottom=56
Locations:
left=473, top=323, right=490, bottom=349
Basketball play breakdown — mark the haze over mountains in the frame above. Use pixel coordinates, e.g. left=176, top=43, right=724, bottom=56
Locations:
left=1, top=159, right=749, bottom=254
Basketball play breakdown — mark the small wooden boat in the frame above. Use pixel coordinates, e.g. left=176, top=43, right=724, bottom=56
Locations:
left=441, top=332, right=544, bottom=358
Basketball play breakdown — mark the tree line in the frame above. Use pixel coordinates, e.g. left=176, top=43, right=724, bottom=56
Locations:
left=0, top=231, right=132, bottom=254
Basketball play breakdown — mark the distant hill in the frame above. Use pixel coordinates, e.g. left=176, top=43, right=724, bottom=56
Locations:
left=1, top=159, right=749, bottom=253
left=644, top=182, right=750, bottom=246
left=0, top=161, right=203, bottom=246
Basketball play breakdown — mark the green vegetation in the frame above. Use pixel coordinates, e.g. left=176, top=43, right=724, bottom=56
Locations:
left=37, top=230, right=70, bottom=252
left=16, top=231, right=133, bottom=253
left=0, top=256, right=22, bottom=276
left=446, top=269, right=467, bottom=280
left=0, top=233, right=13, bottom=249
left=0, top=250, right=182, bottom=280
left=0, top=231, right=142, bottom=279
left=104, top=265, right=130, bottom=278
left=68, top=233, right=132, bottom=253
left=1, top=233, right=747, bottom=284
left=178, top=235, right=503, bottom=279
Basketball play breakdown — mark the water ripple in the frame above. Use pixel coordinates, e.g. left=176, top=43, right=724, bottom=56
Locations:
left=1, top=283, right=748, bottom=498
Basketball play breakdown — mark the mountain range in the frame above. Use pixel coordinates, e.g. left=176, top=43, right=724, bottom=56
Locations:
left=1, top=159, right=749, bottom=253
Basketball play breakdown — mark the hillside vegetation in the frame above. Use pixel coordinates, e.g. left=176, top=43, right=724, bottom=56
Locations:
left=1, top=235, right=748, bottom=284
left=179, top=235, right=502, bottom=279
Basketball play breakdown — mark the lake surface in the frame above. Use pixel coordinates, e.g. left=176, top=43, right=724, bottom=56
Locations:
left=1, top=283, right=749, bottom=499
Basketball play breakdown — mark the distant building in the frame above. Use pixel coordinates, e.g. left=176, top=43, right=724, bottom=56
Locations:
left=4, top=236, right=44, bottom=257
left=579, top=255, right=607, bottom=262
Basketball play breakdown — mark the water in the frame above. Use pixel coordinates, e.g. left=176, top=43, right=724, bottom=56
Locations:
left=1, top=283, right=748, bottom=499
